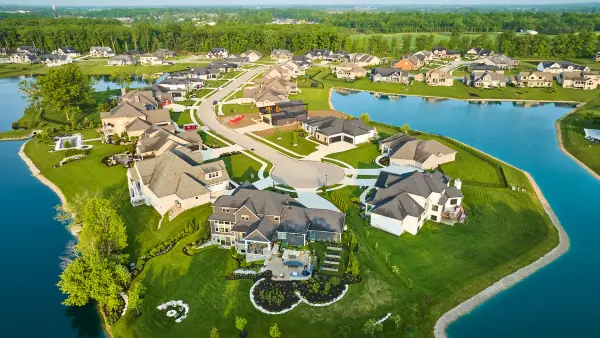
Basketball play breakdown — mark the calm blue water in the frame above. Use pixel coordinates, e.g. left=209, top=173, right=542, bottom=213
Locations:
left=332, top=92, right=600, bottom=338
left=0, top=141, right=104, bottom=337
left=0, top=75, right=150, bottom=131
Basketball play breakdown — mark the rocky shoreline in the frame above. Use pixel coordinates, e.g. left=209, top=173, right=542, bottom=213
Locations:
left=433, top=168, right=570, bottom=338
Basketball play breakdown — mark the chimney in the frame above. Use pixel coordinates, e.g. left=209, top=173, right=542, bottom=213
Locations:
left=135, top=95, right=140, bottom=103
left=121, top=87, right=126, bottom=96
left=454, top=178, right=462, bottom=190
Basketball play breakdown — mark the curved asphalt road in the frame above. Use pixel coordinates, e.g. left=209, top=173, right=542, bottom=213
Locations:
left=195, top=67, right=345, bottom=189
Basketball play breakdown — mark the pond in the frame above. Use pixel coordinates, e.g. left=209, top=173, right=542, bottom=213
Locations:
left=331, top=91, right=600, bottom=338
left=0, top=75, right=153, bottom=132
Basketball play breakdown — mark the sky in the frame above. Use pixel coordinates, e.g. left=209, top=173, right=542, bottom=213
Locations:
left=4, top=0, right=599, bottom=6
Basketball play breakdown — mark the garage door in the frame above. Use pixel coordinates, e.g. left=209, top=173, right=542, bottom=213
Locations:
left=343, top=136, right=353, bottom=143
left=329, top=135, right=342, bottom=143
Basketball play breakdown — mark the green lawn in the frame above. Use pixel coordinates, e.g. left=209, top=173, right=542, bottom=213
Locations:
left=23, top=139, right=161, bottom=261
left=327, top=142, right=381, bottom=169
left=198, top=130, right=228, bottom=147
left=170, top=110, right=194, bottom=126
left=261, top=130, right=319, bottom=156
left=221, top=103, right=258, bottom=116
left=205, top=79, right=229, bottom=88
left=0, top=129, right=31, bottom=140
left=559, top=99, right=600, bottom=176
left=295, top=87, right=332, bottom=110
left=219, top=153, right=264, bottom=183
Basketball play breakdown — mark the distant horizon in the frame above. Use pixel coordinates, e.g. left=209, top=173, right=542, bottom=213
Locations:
left=2, top=0, right=600, bottom=8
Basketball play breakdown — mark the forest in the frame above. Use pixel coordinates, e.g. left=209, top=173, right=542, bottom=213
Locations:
left=0, top=18, right=599, bottom=59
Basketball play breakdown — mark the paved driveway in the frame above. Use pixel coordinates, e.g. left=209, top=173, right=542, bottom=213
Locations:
left=301, top=141, right=356, bottom=161
left=296, top=191, right=340, bottom=212
left=195, top=68, right=345, bottom=189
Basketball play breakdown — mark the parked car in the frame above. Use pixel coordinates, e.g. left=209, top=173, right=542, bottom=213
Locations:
left=213, top=100, right=218, bottom=105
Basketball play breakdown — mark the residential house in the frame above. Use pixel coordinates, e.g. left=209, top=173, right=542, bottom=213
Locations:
left=39, top=54, right=73, bottom=67
left=414, top=50, right=434, bottom=63
left=136, top=126, right=202, bottom=158
left=243, top=86, right=289, bottom=108
left=484, top=54, right=520, bottom=69
left=90, top=46, right=115, bottom=58
left=333, top=62, right=367, bottom=80
left=431, top=47, right=448, bottom=58
left=210, top=182, right=345, bottom=261
left=124, top=50, right=144, bottom=57
left=557, top=71, right=600, bottom=90
left=292, top=55, right=312, bottom=70
left=128, top=147, right=230, bottom=215
left=444, top=50, right=461, bottom=60
left=263, top=62, right=303, bottom=80
left=10, top=53, right=38, bottom=64
left=465, top=48, right=494, bottom=59
left=260, top=100, right=308, bottom=126
left=426, top=69, right=454, bottom=86
left=108, top=54, right=137, bottom=66
left=392, top=57, right=419, bottom=71
left=100, top=89, right=174, bottom=140
left=241, top=50, right=263, bottom=62
left=17, top=46, right=42, bottom=55
left=305, top=49, right=333, bottom=61
left=207, top=48, right=228, bottom=59
left=537, top=61, right=589, bottom=74
left=139, top=53, right=172, bottom=65
left=224, top=54, right=249, bottom=66
left=379, top=133, right=457, bottom=170
left=365, top=170, right=464, bottom=236
left=156, top=49, right=176, bottom=58
left=371, top=68, right=409, bottom=84
left=512, top=71, right=553, bottom=88
left=271, top=49, right=294, bottom=61
left=52, top=47, right=80, bottom=58
left=156, top=77, right=201, bottom=97
left=349, top=53, right=381, bottom=67
left=464, top=69, right=506, bottom=88
left=302, top=116, right=376, bottom=145
left=595, top=52, right=600, bottom=63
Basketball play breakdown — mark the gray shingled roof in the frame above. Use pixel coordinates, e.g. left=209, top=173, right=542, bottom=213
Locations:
left=304, top=116, right=374, bottom=137
left=371, top=68, right=408, bottom=78
left=381, top=133, right=456, bottom=163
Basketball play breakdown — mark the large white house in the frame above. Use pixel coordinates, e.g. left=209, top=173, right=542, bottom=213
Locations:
left=39, top=54, right=72, bottom=67
left=127, top=147, right=230, bottom=216
left=90, top=46, right=115, bottom=58
left=366, top=171, right=464, bottom=236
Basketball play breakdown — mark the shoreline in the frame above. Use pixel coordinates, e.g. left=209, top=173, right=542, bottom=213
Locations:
left=554, top=109, right=600, bottom=181
left=327, top=86, right=583, bottom=106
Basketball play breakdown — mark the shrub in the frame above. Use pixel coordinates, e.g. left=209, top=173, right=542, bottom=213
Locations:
left=11, top=121, right=20, bottom=130
left=63, top=140, right=73, bottom=149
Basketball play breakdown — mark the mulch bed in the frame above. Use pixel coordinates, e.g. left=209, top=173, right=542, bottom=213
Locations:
left=252, top=279, right=299, bottom=312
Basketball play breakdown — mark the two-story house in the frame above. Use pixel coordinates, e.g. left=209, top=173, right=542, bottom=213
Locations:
left=107, top=54, right=137, bottom=66
left=90, top=46, right=116, bottom=58
left=210, top=182, right=346, bottom=261
left=139, top=53, right=172, bottom=65
left=39, top=54, right=73, bottom=67
left=464, top=69, right=506, bottom=88
left=52, top=47, right=80, bottom=58
left=207, top=48, right=228, bottom=59
left=379, top=133, right=457, bottom=170
left=271, top=49, right=294, bottom=61
left=558, top=71, right=600, bottom=90
left=512, top=71, right=553, bottom=88
left=334, top=62, right=367, bottom=80
left=537, top=61, right=589, bottom=74
left=370, top=68, right=409, bottom=84
left=426, top=69, right=454, bottom=86
left=365, top=170, right=465, bottom=236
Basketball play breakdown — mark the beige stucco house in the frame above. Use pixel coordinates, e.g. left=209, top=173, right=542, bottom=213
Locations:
left=512, top=72, right=553, bottom=88
left=426, top=69, right=453, bottom=86
left=334, top=62, right=367, bottom=80
left=379, top=133, right=457, bottom=170
left=558, top=71, right=600, bottom=90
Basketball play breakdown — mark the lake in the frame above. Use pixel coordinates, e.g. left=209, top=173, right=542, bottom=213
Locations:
left=332, top=91, right=600, bottom=337
left=0, top=75, right=151, bottom=132
left=0, top=140, right=104, bottom=337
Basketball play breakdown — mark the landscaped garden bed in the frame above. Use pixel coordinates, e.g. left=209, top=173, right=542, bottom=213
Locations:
left=251, top=279, right=300, bottom=312
left=297, top=276, right=347, bottom=304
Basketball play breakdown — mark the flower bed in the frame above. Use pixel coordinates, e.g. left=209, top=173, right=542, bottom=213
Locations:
left=297, top=276, right=346, bottom=304
left=251, top=279, right=299, bottom=313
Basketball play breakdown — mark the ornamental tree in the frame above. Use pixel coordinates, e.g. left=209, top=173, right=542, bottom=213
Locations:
left=270, top=324, right=281, bottom=338
left=235, top=316, right=248, bottom=333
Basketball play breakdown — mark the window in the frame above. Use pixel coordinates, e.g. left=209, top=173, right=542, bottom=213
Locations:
left=208, top=171, right=220, bottom=179
left=431, top=215, right=438, bottom=221
left=278, top=232, right=286, bottom=240
left=273, top=216, right=280, bottom=222
left=222, top=208, right=230, bottom=213
left=241, top=215, right=250, bottom=221
left=450, top=199, right=458, bottom=205
left=432, top=205, right=439, bottom=212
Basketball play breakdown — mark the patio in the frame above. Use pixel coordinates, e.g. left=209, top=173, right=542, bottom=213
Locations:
left=267, top=247, right=313, bottom=281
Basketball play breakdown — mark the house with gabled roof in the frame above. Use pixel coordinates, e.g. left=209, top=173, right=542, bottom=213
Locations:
left=207, top=48, right=228, bottom=59
left=271, top=49, right=294, bottom=61
left=512, top=71, right=553, bottom=88
left=465, top=48, right=494, bottom=59
left=17, top=46, right=42, bottom=55
left=156, top=49, right=176, bottom=58
left=371, top=68, right=409, bottom=84
left=334, top=61, right=367, bottom=80
left=100, top=89, right=174, bottom=140
left=464, top=69, right=506, bottom=88
left=379, top=133, right=457, bottom=170
left=139, top=53, right=172, bottom=65
left=52, top=46, right=80, bottom=58
left=127, top=147, right=230, bottom=215
left=241, top=50, right=263, bottom=62
left=39, top=54, right=72, bottom=67
left=484, top=54, right=519, bottom=69
left=305, top=49, right=333, bottom=61
left=302, top=116, right=376, bottom=145
left=108, top=54, right=137, bottom=66
left=10, top=52, right=38, bottom=64
left=392, top=57, right=419, bottom=71
left=349, top=53, right=381, bottom=67
left=365, top=170, right=464, bottom=236
left=210, top=182, right=345, bottom=261
left=224, top=54, right=249, bottom=66
left=537, top=61, right=589, bottom=74
left=90, top=46, right=115, bottom=58
left=426, top=69, right=453, bottom=86
left=557, top=71, right=600, bottom=90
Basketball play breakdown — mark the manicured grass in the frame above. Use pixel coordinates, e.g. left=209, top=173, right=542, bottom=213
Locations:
left=327, top=142, right=381, bottom=169
left=198, top=130, right=228, bottom=147
left=0, top=129, right=31, bottom=140
left=261, top=130, right=318, bottom=156
left=295, top=87, right=331, bottom=110
left=205, top=79, right=229, bottom=88
left=356, top=174, right=379, bottom=179
left=23, top=139, right=161, bottom=261
left=220, top=153, right=264, bottom=183
left=221, top=103, right=258, bottom=116
left=246, top=133, right=303, bottom=159
left=559, top=99, right=600, bottom=176
left=170, top=110, right=194, bottom=126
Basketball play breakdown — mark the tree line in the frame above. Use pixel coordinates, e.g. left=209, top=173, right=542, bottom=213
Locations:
left=1, top=18, right=599, bottom=59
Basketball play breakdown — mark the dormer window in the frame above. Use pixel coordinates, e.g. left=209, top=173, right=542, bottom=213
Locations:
left=241, top=215, right=249, bottom=221
left=207, top=171, right=221, bottom=179
left=274, top=216, right=280, bottom=222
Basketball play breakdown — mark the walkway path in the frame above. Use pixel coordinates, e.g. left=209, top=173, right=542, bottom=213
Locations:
left=194, top=67, right=345, bottom=189
left=295, top=190, right=340, bottom=212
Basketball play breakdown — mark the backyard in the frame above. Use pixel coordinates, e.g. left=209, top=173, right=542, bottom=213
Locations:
left=170, top=109, right=194, bottom=126
left=253, top=129, right=319, bottom=156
